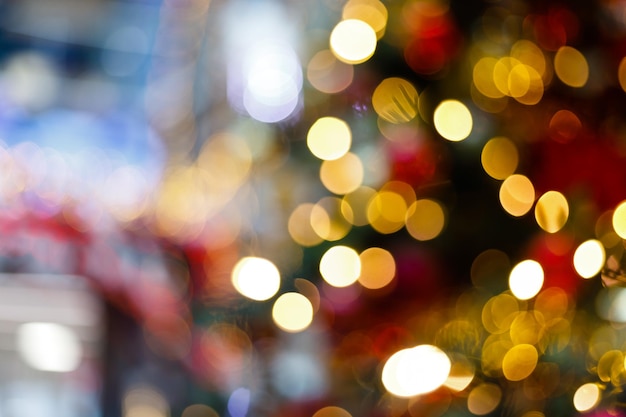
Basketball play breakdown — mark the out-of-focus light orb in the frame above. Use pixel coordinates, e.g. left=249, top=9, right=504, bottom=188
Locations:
left=243, top=43, right=302, bottom=123
left=573, top=383, right=601, bottom=412
left=499, top=174, right=535, bottom=217
left=342, top=0, right=388, bottom=39
left=231, top=256, right=281, bottom=301
left=481, top=136, right=519, bottom=180
left=307, top=49, right=354, bottom=94
left=535, top=190, right=569, bottom=233
left=405, top=199, right=445, bottom=241
left=501, top=344, right=538, bottom=381
left=509, top=260, right=544, bottom=300
left=372, top=77, right=418, bottom=123
left=319, top=245, right=361, bottom=288
left=330, top=19, right=377, bottom=65
left=573, top=239, right=605, bottom=279
left=311, top=196, right=353, bottom=241
left=619, top=57, right=626, bottom=93
left=342, top=186, right=377, bottom=226
left=554, top=46, right=589, bottom=88
left=124, top=386, right=170, bottom=417
left=473, top=57, right=505, bottom=99
left=382, top=345, right=452, bottom=397
left=227, top=388, right=250, bottom=417
left=433, top=100, right=473, bottom=141
left=549, top=110, right=582, bottom=143
left=272, top=292, right=314, bottom=333
left=307, top=117, right=352, bottom=160
left=182, top=404, right=219, bottom=417
left=288, top=203, right=324, bottom=247
left=444, top=355, right=475, bottom=392
left=358, top=247, right=396, bottom=290
left=510, top=39, right=546, bottom=77
left=313, top=406, right=353, bottom=417
left=612, top=200, right=626, bottom=239
left=367, top=190, right=408, bottom=234
left=16, top=322, right=82, bottom=372
left=467, top=383, right=502, bottom=415
left=320, top=152, right=364, bottom=195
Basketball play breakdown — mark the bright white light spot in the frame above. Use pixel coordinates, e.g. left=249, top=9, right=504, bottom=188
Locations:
left=16, top=322, right=82, bottom=372
left=232, top=257, right=281, bottom=301
left=272, top=293, right=314, bottom=332
left=330, top=19, right=377, bottom=64
left=573, top=239, right=605, bottom=279
left=319, top=246, right=361, bottom=288
left=573, top=383, right=601, bottom=412
left=509, top=260, right=544, bottom=300
left=227, top=388, right=251, bottom=417
left=382, top=344, right=451, bottom=397
left=433, top=100, right=473, bottom=142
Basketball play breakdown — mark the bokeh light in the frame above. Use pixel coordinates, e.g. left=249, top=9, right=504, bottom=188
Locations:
left=330, top=19, right=377, bottom=65
left=466, top=383, right=502, bottom=415
left=307, top=49, right=354, bottom=94
left=372, top=77, right=419, bottom=123
left=313, top=406, right=353, bottom=417
left=535, top=191, right=569, bottom=233
left=499, top=174, right=535, bottom=217
left=554, top=46, right=589, bottom=88
left=509, top=260, right=544, bottom=300
left=612, top=200, right=626, bottom=239
left=342, top=0, right=388, bottom=39
left=307, top=117, right=352, bottom=161
left=288, top=203, right=325, bottom=247
left=272, top=292, right=314, bottom=333
left=573, top=239, right=605, bottom=279
left=358, top=247, right=396, bottom=290
left=320, top=152, right=364, bottom=195
left=501, top=343, right=538, bottom=381
left=16, top=322, right=82, bottom=373
left=433, top=100, right=473, bottom=141
left=405, top=199, right=446, bottom=241
left=231, top=256, right=281, bottom=301
left=319, top=245, right=361, bottom=288
left=481, top=137, right=519, bottom=180
left=382, top=345, right=451, bottom=397
left=573, top=383, right=601, bottom=412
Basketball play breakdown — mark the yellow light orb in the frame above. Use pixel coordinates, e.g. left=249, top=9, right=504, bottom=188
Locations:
left=342, top=0, right=388, bottom=39
left=288, top=203, right=324, bottom=247
left=330, top=19, right=377, bottom=65
left=535, top=190, right=569, bottom=233
left=573, top=239, right=605, bottom=279
left=372, top=77, right=418, bottom=123
left=231, top=256, right=281, bottom=301
left=433, top=100, right=473, bottom=141
left=466, top=383, right=502, bottom=415
left=554, top=46, right=589, bottom=88
left=358, top=247, right=396, bottom=290
left=382, top=345, right=451, bottom=397
left=272, top=292, right=314, bottom=333
left=509, top=259, right=544, bottom=300
left=405, top=199, right=445, bottom=241
left=619, top=56, right=626, bottom=93
left=473, top=57, right=505, bottom=99
left=307, top=49, right=354, bottom=94
left=612, top=200, right=626, bottom=239
left=319, top=245, right=361, bottom=288
left=481, top=136, right=519, bottom=180
left=573, top=383, right=601, bottom=412
left=501, top=343, right=538, bottom=381
left=499, top=174, right=535, bottom=217
left=320, top=152, right=364, bottom=195
left=313, top=406, right=353, bottom=417
left=307, top=117, right=352, bottom=161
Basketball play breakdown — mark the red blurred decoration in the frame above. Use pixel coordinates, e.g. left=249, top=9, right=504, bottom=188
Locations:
left=524, top=232, right=580, bottom=295
left=526, top=6, right=579, bottom=51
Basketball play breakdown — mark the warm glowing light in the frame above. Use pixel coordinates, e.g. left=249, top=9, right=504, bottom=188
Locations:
left=358, top=247, right=396, bottom=290
left=307, top=49, right=354, bottom=94
left=510, top=40, right=546, bottom=77
left=16, top=322, right=82, bottom=372
left=573, top=383, right=601, bottom=412
left=320, top=152, right=364, bottom=195
left=288, top=203, right=324, bottom=247
left=619, top=57, right=626, bottom=93
left=272, top=292, right=314, bottom=333
left=612, top=200, right=626, bottom=239
left=549, top=110, right=582, bottom=143
left=319, top=245, right=362, bottom=287
left=313, top=406, right=353, bottom=417
left=473, top=57, right=505, bottom=99
left=330, top=19, right=377, bottom=65
left=307, top=117, right=352, bottom=160
left=367, top=190, right=408, bottom=234
left=481, top=136, right=519, bottom=180
left=433, top=100, right=473, bottom=141
left=501, top=343, right=538, bottom=381
left=405, top=199, right=445, bottom=241
left=372, top=77, right=418, bottom=123
left=182, top=404, right=219, bottom=417
left=481, top=293, right=520, bottom=334
left=231, top=257, right=281, bottom=301
left=311, top=196, right=353, bottom=241
left=444, top=355, right=475, bottom=392
left=535, top=190, right=569, bottom=233
left=124, top=386, right=170, bottom=417
left=509, top=259, right=544, bottom=300
left=342, top=186, right=377, bottom=226
left=342, top=0, right=388, bottom=39
left=573, top=239, right=605, bottom=279
left=499, top=174, right=535, bottom=216
left=382, top=345, right=451, bottom=397
left=554, top=46, right=589, bottom=88
left=467, top=383, right=502, bottom=415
